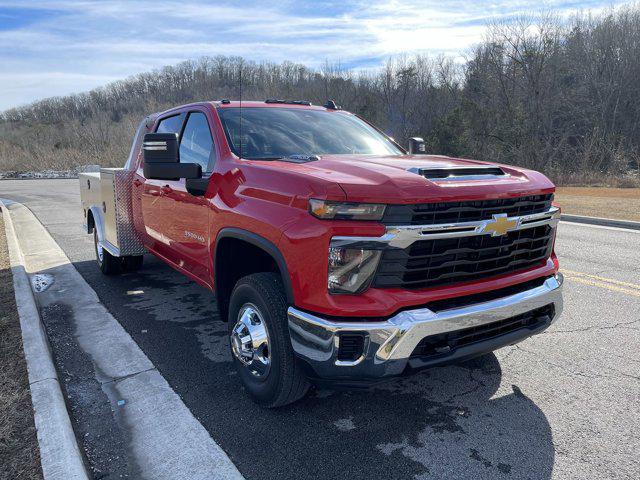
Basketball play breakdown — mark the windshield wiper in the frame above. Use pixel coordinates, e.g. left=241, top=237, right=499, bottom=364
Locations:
left=241, top=155, right=320, bottom=162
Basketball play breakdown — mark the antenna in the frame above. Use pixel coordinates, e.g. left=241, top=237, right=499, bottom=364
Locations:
left=239, top=62, right=243, bottom=160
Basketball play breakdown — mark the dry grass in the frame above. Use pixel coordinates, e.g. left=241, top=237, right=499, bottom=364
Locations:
left=554, top=172, right=640, bottom=188
left=555, top=187, right=640, bottom=222
left=0, top=212, right=43, bottom=480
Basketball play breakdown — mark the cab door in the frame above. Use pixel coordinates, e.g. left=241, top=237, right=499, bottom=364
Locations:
left=161, top=110, right=215, bottom=282
left=138, top=112, right=186, bottom=261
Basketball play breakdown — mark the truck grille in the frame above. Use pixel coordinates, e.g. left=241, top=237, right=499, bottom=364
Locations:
left=373, top=195, right=556, bottom=290
left=382, top=194, right=553, bottom=225
left=410, top=304, right=555, bottom=359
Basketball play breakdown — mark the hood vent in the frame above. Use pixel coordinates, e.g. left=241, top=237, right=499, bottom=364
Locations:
left=408, top=166, right=507, bottom=181
left=280, top=154, right=320, bottom=164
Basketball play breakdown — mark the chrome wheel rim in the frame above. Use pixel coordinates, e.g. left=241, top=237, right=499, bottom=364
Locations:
left=95, top=237, right=104, bottom=263
left=231, top=304, right=271, bottom=377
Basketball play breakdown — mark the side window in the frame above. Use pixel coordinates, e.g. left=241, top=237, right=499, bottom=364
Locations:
left=156, top=113, right=185, bottom=134
left=179, top=112, right=215, bottom=172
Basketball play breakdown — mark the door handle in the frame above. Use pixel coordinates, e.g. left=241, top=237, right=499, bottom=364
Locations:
left=133, top=178, right=142, bottom=187
left=161, top=185, right=173, bottom=194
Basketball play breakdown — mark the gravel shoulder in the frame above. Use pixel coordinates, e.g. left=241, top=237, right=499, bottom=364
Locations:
left=0, top=211, right=43, bottom=480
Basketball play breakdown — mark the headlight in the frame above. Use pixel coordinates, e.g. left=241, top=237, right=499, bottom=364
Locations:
left=328, top=247, right=381, bottom=293
left=309, top=199, right=386, bottom=221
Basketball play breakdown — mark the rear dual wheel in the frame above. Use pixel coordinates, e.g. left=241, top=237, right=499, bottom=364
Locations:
left=94, top=229, right=121, bottom=274
left=228, top=272, right=310, bottom=407
left=93, top=230, right=143, bottom=275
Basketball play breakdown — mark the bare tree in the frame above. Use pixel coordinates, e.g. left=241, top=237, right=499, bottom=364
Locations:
left=2, top=5, right=640, bottom=185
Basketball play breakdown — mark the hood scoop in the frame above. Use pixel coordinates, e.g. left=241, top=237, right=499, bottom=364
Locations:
left=408, top=166, right=507, bottom=181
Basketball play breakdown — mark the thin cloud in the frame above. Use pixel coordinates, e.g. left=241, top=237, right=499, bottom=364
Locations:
left=0, top=0, right=632, bottom=110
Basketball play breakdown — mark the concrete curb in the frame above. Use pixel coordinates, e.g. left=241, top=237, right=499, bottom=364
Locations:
left=3, top=199, right=245, bottom=479
left=560, top=214, right=640, bottom=231
left=0, top=177, right=79, bottom=181
left=1, top=201, right=89, bottom=480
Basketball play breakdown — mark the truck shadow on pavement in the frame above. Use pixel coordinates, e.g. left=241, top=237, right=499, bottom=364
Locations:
left=59, top=256, right=555, bottom=480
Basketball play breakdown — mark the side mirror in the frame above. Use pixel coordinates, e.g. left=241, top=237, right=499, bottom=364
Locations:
left=408, top=137, right=427, bottom=155
left=142, top=133, right=202, bottom=180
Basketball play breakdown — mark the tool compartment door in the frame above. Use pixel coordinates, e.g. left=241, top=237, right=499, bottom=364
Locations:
left=100, top=168, right=119, bottom=249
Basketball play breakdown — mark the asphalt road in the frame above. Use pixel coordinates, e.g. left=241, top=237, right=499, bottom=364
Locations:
left=2, top=179, right=639, bottom=480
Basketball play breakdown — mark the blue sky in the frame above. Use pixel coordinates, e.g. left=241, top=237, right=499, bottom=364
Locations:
left=0, top=0, right=631, bottom=111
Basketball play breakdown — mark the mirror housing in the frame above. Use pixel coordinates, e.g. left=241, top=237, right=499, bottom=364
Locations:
left=408, top=137, right=427, bottom=155
left=186, top=176, right=211, bottom=196
left=142, top=132, right=202, bottom=180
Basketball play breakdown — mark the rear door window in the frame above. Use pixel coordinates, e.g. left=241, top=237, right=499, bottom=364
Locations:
left=179, top=112, right=215, bottom=173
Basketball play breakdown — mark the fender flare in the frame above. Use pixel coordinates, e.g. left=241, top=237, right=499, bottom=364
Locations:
left=214, top=228, right=295, bottom=305
left=87, top=205, right=106, bottom=243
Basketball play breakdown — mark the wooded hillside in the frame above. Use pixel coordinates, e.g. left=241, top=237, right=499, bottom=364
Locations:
left=1, top=7, right=639, bottom=185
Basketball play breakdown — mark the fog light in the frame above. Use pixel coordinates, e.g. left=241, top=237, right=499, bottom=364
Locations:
left=337, top=333, right=366, bottom=362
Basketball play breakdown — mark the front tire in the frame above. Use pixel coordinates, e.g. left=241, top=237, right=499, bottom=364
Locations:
left=228, top=272, right=310, bottom=407
left=94, top=230, right=121, bottom=275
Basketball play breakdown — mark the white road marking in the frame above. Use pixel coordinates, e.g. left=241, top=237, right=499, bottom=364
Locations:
left=559, top=220, right=640, bottom=234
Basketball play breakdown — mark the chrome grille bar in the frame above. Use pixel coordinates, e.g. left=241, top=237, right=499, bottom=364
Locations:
left=332, top=206, right=560, bottom=250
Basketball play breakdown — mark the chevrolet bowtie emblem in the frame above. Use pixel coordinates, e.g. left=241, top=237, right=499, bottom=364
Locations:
left=481, top=214, right=519, bottom=236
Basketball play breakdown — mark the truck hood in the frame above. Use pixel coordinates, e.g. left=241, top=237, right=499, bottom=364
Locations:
left=267, top=154, right=555, bottom=203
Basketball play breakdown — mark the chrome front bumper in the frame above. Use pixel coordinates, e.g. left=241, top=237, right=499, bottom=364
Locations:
left=288, top=274, right=563, bottom=380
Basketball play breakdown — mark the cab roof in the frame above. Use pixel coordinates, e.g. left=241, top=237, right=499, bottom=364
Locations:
left=210, top=100, right=332, bottom=110
left=151, top=99, right=343, bottom=124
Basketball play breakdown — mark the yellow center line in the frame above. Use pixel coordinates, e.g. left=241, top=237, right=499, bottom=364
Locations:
left=562, top=269, right=640, bottom=297
left=564, top=276, right=640, bottom=298
left=562, top=269, right=640, bottom=291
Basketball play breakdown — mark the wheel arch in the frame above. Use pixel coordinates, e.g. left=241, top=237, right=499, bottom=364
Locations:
left=87, top=205, right=105, bottom=242
left=214, top=228, right=294, bottom=321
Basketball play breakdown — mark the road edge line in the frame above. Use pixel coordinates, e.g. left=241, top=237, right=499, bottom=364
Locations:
left=560, top=214, right=640, bottom=231
left=1, top=200, right=89, bottom=480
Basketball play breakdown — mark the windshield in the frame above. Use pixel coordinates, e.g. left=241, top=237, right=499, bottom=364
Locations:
left=217, top=107, right=402, bottom=159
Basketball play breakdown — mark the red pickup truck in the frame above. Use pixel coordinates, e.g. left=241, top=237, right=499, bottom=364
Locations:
left=79, top=99, right=563, bottom=407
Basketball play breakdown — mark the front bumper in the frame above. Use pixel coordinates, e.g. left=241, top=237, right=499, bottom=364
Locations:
left=288, top=273, right=563, bottom=382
